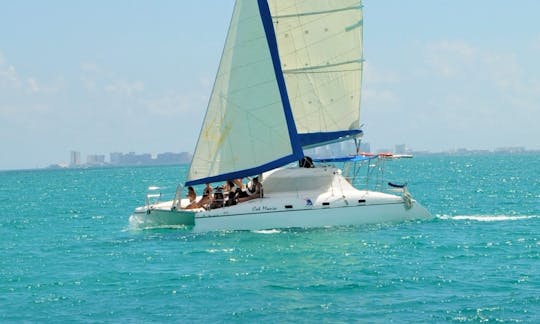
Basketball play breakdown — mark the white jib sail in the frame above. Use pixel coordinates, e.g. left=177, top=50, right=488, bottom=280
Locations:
left=268, top=0, right=364, bottom=145
left=187, top=0, right=300, bottom=185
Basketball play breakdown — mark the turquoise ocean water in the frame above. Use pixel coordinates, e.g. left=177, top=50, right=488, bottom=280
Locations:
left=1, top=155, right=538, bottom=322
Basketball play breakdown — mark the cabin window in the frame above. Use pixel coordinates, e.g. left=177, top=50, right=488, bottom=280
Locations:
left=285, top=205, right=293, bottom=209
left=322, top=202, right=330, bottom=206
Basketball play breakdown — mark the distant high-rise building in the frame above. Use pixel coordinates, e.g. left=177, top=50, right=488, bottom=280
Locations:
left=70, top=151, right=81, bottom=166
left=495, top=147, right=525, bottom=154
left=87, top=154, right=105, bottom=165
left=340, top=141, right=355, bottom=155
left=110, top=152, right=122, bottom=165
left=395, top=144, right=408, bottom=154
left=360, top=142, right=370, bottom=153
left=156, top=152, right=192, bottom=165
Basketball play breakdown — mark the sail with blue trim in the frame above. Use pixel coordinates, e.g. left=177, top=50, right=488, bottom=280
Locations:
left=186, top=0, right=364, bottom=186
left=269, top=0, right=364, bottom=148
left=186, top=0, right=303, bottom=186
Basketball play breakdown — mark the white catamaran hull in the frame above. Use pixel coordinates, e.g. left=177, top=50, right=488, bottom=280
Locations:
left=130, top=197, right=430, bottom=232
left=130, top=167, right=432, bottom=232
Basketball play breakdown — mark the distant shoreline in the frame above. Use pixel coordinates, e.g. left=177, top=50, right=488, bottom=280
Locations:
left=2, top=150, right=539, bottom=173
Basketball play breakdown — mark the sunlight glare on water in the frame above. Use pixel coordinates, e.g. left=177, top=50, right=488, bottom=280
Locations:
left=0, top=155, right=539, bottom=322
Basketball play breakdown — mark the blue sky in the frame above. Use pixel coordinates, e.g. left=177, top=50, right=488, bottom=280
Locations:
left=1, top=1, right=539, bottom=170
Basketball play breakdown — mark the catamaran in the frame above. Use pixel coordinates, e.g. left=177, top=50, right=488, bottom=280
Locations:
left=130, top=0, right=432, bottom=231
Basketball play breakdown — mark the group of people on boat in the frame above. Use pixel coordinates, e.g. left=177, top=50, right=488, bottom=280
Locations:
left=183, top=177, right=263, bottom=210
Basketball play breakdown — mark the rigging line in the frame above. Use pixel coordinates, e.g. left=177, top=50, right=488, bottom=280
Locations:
left=282, top=59, right=362, bottom=74
left=284, top=67, right=362, bottom=74
left=272, top=5, right=362, bottom=19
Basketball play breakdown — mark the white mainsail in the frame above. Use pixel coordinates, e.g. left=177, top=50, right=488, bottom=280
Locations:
left=269, top=0, right=364, bottom=147
left=186, top=0, right=302, bottom=186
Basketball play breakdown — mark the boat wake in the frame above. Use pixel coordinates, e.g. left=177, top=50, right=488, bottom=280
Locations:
left=252, top=229, right=282, bottom=234
left=438, top=214, right=538, bottom=222
left=126, top=215, right=192, bottom=231
left=125, top=224, right=192, bottom=232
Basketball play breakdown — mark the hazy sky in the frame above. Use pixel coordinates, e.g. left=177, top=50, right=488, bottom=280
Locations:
left=1, top=1, right=539, bottom=170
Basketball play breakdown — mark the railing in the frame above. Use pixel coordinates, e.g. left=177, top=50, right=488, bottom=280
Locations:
left=144, top=187, right=162, bottom=214
left=171, top=184, right=184, bottom=210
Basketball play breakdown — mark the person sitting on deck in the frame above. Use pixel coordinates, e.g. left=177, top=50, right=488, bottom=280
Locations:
left=210, top=187, right=225, bottom=209
left=238, top=177, right=263, bottom=203
left=184, top=186, right=198, bottom=209
left=299, top=156, right=314, bottom=168
left=233, top=178, right=244, bottom=190
left=196, top=183, right=213, bottom=209
left=187, top=186, right=196, bottom=203
left=233, top=178, right=249, bottom=200
left=223, top=180, right=235, bottom=193
left=224, top=180, right=237, bottom=206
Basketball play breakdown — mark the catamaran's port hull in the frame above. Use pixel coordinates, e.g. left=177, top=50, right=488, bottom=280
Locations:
left=130, top=208, right=195, bottom=228
left=129, top=199, right=431, bottom=232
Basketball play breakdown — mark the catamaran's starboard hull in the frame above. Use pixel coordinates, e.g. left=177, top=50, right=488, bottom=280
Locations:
left=194, top=201, right=430, bottom=232
left=129, top=198, right=431, bottom=232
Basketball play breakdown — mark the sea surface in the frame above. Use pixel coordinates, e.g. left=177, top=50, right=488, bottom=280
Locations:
left=1, top=155, right=538, bottom=322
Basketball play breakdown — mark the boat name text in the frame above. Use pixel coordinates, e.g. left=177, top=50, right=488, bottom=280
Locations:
left=252, top=206, right=278, bottom=212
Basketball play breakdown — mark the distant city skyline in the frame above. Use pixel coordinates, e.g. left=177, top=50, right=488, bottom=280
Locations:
left=1, top=1, right=540, bottom=170
left=34, top=144, right=536, bottom=171
left=52, top=150, right=192, bottom=169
